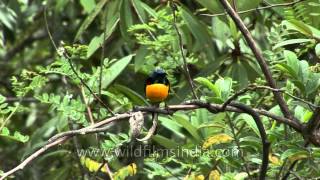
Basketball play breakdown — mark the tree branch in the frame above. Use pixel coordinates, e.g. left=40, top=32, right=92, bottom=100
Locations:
left=222, top=84, right=319, bottom=110
left=218, top=0, right=293, bottom=120
left=201, top=0, right=305, bottom=17
left=0, top=100, right=308, bottom=179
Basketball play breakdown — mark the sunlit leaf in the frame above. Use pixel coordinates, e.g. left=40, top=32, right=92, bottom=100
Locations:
left=114, top=163, right=137, bottom=180
left=202, top=134, right=233, bottom=149
left=100, top=54, right=134, bottom=88
left=74, top=0, right=109, bottom=41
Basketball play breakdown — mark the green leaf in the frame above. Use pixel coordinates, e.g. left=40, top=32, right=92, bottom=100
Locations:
left=282, top=20, right=313, bottom=37
left=80, top=0, right=96, bottom=13
left=120, top=0, right=133, bottom=42
left=315, top=43, right=320, bottom=57
left=231, top=60, right=248, bottom=88
left=152, top=135, right=179, bottom=149
left=179, top=6, right=216, bottom=59
left=13, top=131, right=29, bottom=143
left=87, top=15, right=120, bottom=58
left=281, top=149, right=309, bottom=161
left=1, top=127, right=10, bottom=136
left=239, top=136, right=261, bottom=150
left=275, top=63, right=298, bottom=80
left=194, top=77, right=220, bottom=97
left=101, top=55, right=134, bottom=88
left=195, top=0, right=222, bottom=13
left=0, top=94, right=5, bottom=103
left=158, top=116, right=184, bottom=138
left=173, top=114, right=202, bottom=142
left=284, top=50, right=299, bottom=78
left=113, top=84, right=149, bottom=106
left=215, top=77, right=232, bottom=100
left=139, top=1, right=156, bottom=18
left=132, top=0, right=147, bottom=22
left=87, top=35, right=103, bottom=57
left=212, top=17, right=230, bottom=42
left=74, top=0, right=109, bottom=41
left=273, top=39, right=314, bottom=49
left=134, top=45, right=149, bottom=72
left=237, top=114, right=260, bottom=137
left=0, top=5, right=17, bottom=30
left=0, top=127, right=29, bottom=143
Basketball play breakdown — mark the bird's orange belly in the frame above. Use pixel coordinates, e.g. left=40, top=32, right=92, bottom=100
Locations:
left=146, top=83, right=169, bottom=102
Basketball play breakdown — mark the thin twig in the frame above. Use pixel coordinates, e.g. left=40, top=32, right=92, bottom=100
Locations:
left=222, top=85, right=319, bottom=110
left=218, top=0, right=292, bottom=120
left=81, top=85, right=95, bottom=125
left=201, top=0, right=305, bottom=17
left=5, top=97, right=39, bottom=103
left=226, top=114, right=252, bottom=179
left=132, top=0, right=156, bottom=41
left=80, top=85, right=98, bottom=142
left=44, top=7, right=114, bottom=116
left=0, top=136, right=68, bottom=180
left=66, top=58, right=115, bottom=115
left=170, top=2, right=199, bottom=100
left=105, top=162, right=114, bottom=180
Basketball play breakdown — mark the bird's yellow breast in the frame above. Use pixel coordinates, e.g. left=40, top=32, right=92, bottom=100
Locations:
left=146, top=83, right=169, bottom=102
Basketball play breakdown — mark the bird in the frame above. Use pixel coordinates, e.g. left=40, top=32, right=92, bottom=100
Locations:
left=137, top=68, right=170, bottom=141
left=145, top=68, right=170, bottom=103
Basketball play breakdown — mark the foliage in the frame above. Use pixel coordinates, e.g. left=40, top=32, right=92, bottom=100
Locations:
left=1, top=0, right=320, bottom=179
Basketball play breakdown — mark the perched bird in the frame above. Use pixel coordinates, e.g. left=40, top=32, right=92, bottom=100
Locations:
left=137, top=68, right=170, bottom=141
left=145, top=68, right=170, bottom=103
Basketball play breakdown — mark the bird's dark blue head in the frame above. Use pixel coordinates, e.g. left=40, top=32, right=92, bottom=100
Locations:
left=151, top=68, right=166, bottom=78
left=146, top=68, right=169, bottom=85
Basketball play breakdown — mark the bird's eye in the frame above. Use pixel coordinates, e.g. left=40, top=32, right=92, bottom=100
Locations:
left=146, top=79, right=152, bottom=85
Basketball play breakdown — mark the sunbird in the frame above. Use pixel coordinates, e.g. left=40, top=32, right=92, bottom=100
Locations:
left=145, top=68, right=170, bottom=103
left=137, top=68, right=170, bottom=141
